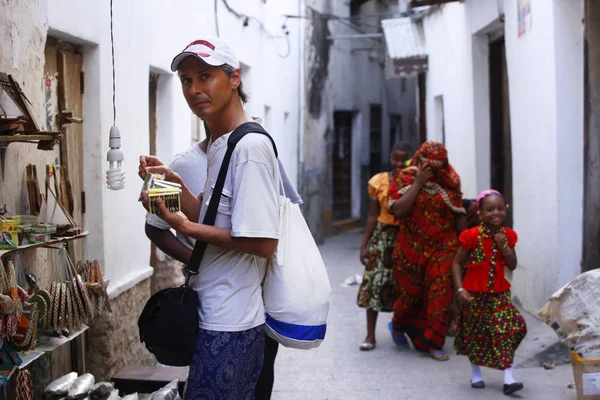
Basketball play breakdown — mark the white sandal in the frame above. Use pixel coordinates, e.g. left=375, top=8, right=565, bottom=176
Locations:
left=359, top=342, right=376, bottom=351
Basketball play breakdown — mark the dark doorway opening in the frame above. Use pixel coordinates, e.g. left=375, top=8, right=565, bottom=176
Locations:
left=489, top=37, right=513, bottom=228
left=418, top=72, right=428, bottom=144
left=332, top=111, right=354, bottom=221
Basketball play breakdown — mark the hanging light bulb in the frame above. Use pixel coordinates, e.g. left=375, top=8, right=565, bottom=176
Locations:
left=105, top=0, right=125, bottom=190
left=106, top=126, right=125, bottom=190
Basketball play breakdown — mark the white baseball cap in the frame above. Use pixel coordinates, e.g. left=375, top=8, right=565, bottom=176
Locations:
left=170, top=38, right=240, bottom=72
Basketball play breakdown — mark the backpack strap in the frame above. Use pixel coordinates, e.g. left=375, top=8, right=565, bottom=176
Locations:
left=184, top=122, right=278, bottom=281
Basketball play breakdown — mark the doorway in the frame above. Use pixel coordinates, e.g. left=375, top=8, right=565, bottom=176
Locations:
left=489, top=37, right=513, bottom=228
left=43, top=35, right=86, bottom=380
left=44, top=38, right=85, bottom=253
left=332, top=111, right=353, bottom=221
left=418, top=72, right=427, bottom=144
left=149, top=72, right=159, bottom=276
left=583, top=0, right=600, bottom=272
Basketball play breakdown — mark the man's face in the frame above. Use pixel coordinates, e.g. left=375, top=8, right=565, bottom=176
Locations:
left=177, top=57, right=240, bottom=119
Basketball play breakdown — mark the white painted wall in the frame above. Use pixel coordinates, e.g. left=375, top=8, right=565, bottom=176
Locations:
left=504, top=0, right=584, bottom=310
left=417, top=0, right=585, bottom=312
left=43, top=0, right=302, bottom=295
left=553, top=0, right=585, bottom=288
left=421, top=4, right=479, bottom=198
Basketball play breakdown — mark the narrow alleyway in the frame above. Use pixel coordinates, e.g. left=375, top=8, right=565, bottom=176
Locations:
left=272, top=232, right=576, bottom=400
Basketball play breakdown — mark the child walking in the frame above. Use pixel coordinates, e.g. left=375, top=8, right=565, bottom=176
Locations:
left=357, top=142, right=413, bottom=351
left=452, top=189, right=527, bottom=395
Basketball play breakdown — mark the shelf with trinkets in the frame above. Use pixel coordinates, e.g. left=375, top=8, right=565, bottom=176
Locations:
left=0, top=231, right=89, bottom=259
left=0, top=241, right=111, bottom=393
left=0, top=183, right=109, bottom=392
left=0, top=70, right=108, bottom=399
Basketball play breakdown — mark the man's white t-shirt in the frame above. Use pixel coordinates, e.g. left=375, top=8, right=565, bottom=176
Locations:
left=192, top=126, right=280, bottom=332
left=145, top=144, right=207, bottom=249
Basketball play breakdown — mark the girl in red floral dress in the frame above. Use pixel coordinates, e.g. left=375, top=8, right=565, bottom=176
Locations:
left=452, top=190, right=527, bottom=396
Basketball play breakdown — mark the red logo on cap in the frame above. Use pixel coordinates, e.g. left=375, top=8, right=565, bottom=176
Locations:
left=184, top=40, right=216, bottom=52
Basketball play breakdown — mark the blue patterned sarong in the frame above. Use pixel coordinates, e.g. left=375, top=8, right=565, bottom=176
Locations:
left=184, top=324, right=265, bottom=400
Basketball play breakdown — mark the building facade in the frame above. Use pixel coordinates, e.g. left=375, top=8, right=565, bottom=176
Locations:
left=300, top=0, right=418, bottom=243
left=1, top=0, right=303, bottom=380
left=384, top=0, right=588, bottom=313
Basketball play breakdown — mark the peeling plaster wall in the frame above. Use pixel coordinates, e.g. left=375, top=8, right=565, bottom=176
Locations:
left=0, top=0, right=65, bottom=336
left=0, top=0, right=53, bottom=213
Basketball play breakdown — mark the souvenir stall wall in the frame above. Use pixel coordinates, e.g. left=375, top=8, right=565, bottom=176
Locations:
left=0, top=74, right=111, bottom=399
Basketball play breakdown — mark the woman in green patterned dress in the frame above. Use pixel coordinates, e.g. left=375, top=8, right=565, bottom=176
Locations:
left=357, top=143, right=413, bottom=351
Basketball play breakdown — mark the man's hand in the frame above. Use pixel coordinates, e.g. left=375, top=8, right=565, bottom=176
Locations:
left=144, top=165, right=183, bottom=186
left=415, top=165, right=434, bottom=186
left=152, top=198, right=190, bottom=232
left=139, top=155, right=164, bottom=180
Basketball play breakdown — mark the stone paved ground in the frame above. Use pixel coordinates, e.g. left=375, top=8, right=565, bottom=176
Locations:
left=271, top=232, right=577, bottom=400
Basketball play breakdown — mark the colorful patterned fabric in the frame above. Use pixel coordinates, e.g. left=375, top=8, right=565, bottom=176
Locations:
left=388, top=141, right=464, bottom=352
left=357, top=222, right=399, bottom=312
left=459, top=225, right=518, bottom=293
left=368, top=172, right=397, bottom=226
left=394, top=141, right=463, bottom=209
left=185, top=325, right=265, bottom=400
left=454, top=291, right=527, bottom=370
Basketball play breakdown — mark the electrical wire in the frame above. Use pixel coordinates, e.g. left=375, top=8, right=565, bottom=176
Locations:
left=215, top=0, right=220, bottom=37
left=221, top=0, right=290, bottom=58
left=110, top=0, right=116, bottom=125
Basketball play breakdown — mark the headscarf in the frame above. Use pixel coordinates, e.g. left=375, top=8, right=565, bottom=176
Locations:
left=393, top=141, right=465, bottom=214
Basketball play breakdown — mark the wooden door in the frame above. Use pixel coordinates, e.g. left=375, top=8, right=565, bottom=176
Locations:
left=44, top=38, right=85, bottom=249
left=583, top=0, right=600, bottom=272
left=332, top=111, right=353, bottom=221
left=149, top=73, right=159, bottom=290
left=44, top=38, right=86, bottom=379
left=418, top=72, right=427, bottom=144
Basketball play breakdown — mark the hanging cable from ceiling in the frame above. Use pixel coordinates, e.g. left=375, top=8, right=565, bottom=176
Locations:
left=106, top=0, right=125, bottom=191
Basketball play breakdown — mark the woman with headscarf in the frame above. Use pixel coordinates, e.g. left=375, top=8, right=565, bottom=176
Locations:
left=387, top=141, right=467, bottom=361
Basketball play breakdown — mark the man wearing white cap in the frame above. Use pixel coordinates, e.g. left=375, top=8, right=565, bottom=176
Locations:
left=139, top=38, right=285, bottom=399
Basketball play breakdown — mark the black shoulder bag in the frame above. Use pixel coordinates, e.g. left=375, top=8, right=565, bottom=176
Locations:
left=138, top=122, right=277, bottom=366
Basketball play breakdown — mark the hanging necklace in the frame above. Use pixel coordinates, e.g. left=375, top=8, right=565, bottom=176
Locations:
left=472, top=223, right=506, bottom=291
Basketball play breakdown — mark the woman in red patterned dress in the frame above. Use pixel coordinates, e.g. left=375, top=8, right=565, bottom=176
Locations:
left=452, top=190, right=527, bottom=395
left=388, top=141, right=467, bottom=361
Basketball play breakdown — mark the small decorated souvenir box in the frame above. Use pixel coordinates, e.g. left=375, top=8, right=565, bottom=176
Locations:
left=0, top=218, right=17, bottom=232
left=148, top=188, right=182, bottom=215
left=25, top=232, right=50, bottom=244
left=31, top=223, right=57, bottom=234
left=19, top=215, right=38, bottom=225
left=140, top=173, right=183, bottom=215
